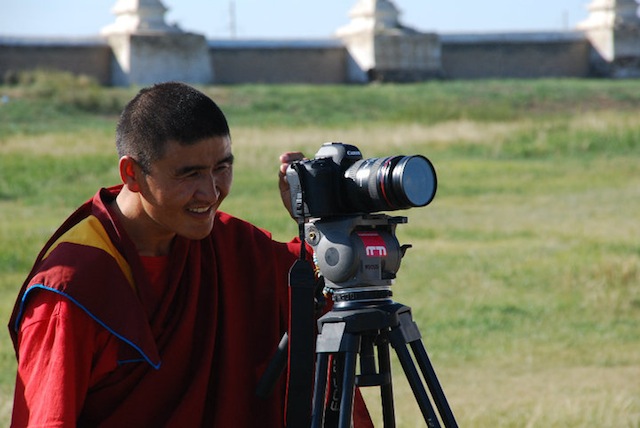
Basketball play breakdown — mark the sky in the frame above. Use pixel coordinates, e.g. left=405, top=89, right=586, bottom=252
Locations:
left=1, top=0, right=594, bottom=39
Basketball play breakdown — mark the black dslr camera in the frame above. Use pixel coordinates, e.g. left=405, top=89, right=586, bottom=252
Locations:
left=286, top=142, right=437, bottom=219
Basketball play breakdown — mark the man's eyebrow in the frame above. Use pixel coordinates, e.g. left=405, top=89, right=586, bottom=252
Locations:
left=220, top=154, right=235, bottom=165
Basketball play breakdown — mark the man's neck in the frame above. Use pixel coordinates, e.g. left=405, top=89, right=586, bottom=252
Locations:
left=112, top=187, right=175, bottom=257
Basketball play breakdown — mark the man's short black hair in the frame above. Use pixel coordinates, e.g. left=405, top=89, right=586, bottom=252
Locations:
left=116, top=82, right=230, bottom=173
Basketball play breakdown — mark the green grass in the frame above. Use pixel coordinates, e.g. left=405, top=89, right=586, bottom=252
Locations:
left=1, top=72, right=639, bottom=426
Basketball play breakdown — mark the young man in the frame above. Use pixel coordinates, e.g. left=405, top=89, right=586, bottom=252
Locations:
left=8, top=82, right=371, bottom=427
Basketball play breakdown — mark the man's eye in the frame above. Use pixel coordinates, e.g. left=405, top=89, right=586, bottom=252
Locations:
left=184, top=170, right=201, bottom=178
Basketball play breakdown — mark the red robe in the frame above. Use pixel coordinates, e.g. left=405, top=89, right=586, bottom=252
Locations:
left=9, top=186, right=372, bottom=427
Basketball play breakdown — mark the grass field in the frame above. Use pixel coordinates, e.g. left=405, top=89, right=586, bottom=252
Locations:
left=1, top=73, right=639, bottom=426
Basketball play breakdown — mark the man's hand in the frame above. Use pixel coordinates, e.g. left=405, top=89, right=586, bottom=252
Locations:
left=279, top=152, right=305, bottom=218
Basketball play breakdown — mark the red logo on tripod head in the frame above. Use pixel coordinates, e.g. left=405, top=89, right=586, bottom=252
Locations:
left=357, top=231, right=387, bottom=257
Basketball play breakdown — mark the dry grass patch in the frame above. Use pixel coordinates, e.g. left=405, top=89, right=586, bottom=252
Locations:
left=361, top=364, right=640, bottom=427
left=0, top=130, right=114, bottom=156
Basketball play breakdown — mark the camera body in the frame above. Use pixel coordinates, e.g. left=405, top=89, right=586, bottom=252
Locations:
left=286, top=142, right=437, bottom=219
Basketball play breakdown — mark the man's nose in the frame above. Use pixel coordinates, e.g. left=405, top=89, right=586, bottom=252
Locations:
left=199, top=172, right=221, bottom=201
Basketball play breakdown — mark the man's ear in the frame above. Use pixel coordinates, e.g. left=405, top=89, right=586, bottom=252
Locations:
left=119, top=156, right=143, bottom=192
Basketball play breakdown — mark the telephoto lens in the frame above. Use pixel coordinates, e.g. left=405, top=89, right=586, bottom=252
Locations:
left=344, top=154, right=437, bottom=213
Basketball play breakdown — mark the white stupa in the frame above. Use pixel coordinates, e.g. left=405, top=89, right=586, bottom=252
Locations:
left=336, top=0, right=442, bottom=82
left=101, top=0, right=213, bottom=86
left=578, top=0, right=640, bottom=77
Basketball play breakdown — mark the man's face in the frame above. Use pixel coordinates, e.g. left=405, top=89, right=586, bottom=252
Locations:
left=137, top=136, right=233, bottom=243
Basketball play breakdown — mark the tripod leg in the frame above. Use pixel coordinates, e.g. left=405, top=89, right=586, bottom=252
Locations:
left=410, top=340, right=458, bottom=428
left=312, top=353, right=330, bottom=428
left=376, top=338, right=396, bottom=428
left=315, top=333, right=361, bottom=428
left=338, top=335, right=360, bottom=428
left=388, top=327, right=441, bottom=428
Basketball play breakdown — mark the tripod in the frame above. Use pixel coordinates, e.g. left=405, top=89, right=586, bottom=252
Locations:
left=311, top=298, right=457, bottom=428
left=257, top=214, right=458, bottom=427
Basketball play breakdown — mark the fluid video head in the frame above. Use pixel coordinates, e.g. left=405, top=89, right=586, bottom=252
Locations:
left=286, top=142, right=437, bottom=220
left=305, top=214, right=410, bottom=307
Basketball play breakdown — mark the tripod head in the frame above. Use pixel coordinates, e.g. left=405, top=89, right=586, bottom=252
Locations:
left=305, top=214, right=412, bottom=308
left=305, top=214, right=459, bottom=428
